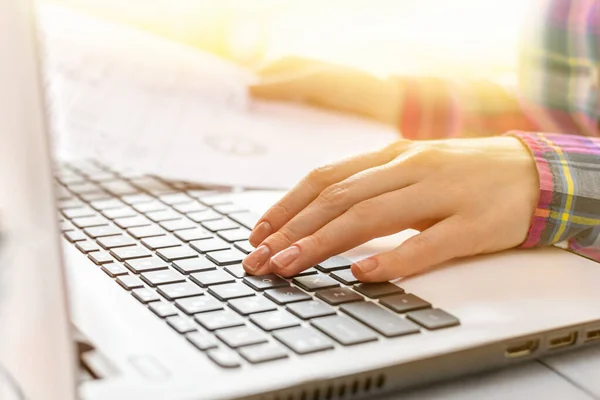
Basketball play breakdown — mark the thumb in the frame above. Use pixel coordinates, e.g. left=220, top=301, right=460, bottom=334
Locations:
left=351, top=217, right=474, bottom=282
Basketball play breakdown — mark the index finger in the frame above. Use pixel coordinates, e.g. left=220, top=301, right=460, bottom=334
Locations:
left=248, top=145, right=402, bottom=247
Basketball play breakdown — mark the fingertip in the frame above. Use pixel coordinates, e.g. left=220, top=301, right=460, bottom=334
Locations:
left=248, top=221, right=272, bottom=247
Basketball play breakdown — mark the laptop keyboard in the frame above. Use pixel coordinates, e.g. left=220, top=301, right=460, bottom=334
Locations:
left=56, top=161, right=460, bottom=368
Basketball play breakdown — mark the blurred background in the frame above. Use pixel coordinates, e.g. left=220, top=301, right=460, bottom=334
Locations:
left=46, top=0, right=533, bottom=80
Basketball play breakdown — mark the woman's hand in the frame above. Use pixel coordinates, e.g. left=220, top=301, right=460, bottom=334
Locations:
left=249, top=56, right=401, bottom=125
left=241, top=136, right=539, bottom=281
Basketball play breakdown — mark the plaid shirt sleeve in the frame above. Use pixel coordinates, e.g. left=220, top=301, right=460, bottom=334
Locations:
left=509, top=132, right=600, bottom=262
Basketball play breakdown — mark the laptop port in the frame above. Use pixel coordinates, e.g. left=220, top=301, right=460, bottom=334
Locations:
left=548, top=332, right=577, bottom=350
left=505, top=339, right=539, bottom=358
left=585, top=328, right=600, bottom=343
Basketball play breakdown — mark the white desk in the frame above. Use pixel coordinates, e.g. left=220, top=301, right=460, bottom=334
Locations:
left=379, top=348, right=600, bottom=399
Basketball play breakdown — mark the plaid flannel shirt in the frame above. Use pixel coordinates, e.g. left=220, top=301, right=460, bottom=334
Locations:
left=398, top=0, right=600, bottom=261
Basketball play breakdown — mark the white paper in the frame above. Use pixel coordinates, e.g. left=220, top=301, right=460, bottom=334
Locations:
left=41, top=4, right=398, bottom=189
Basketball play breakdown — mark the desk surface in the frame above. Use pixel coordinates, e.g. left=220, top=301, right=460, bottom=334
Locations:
left=378, top=347, right=600, bottom=399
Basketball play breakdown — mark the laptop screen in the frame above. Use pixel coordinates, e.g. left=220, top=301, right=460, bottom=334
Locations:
left=0, top=1, right=76, bottom=399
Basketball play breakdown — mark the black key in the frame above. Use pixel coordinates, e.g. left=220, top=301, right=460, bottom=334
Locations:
left=201, top=218, right=239, bottom=232
left=354, top=282, right=403, bottom=298
left=206, top=248, right=246, bottom=266
left=315, top=287, right=363, bottom=305
left=72, top=216, right=108, bottom=229
left=330, top=269, right=360, bottom=285
left=62, top=207, right=95, bottom=219
left=146, top=209, right=181, bottom=222
left=116, top=275, right=144, bottom=290
left=174, top=201, right=207, bottom=214
left=209, top=283, right=254, bottom=301
left=265, top=287, right=311, bottom=305
left=190, top=270, right=235, bottom=287
left=156, top=246, right=198, bottom=262
left=122, top=193, right=153, bottom=205
left=100, top=181, right=139, bottom=196
left=174, top=228, right=213, bottom=242
left=166, top=316, right=197, bottom=334
left=250, top=310, right=301, bottom=331
left=97, top=235, right=136, bottom=249
left=159, top=219, right=197, bottom=232
left=172, top=257, right=216, bottom=274
left=141, top=270, right=185, bottom=286
left=90, top=198, right=125, bottom=211
left=287, top=300, right=336, bottom=320
left=190, top=238, right=230, bottom=253
left=206, top=349, right=241, bottom=368
left=88, top=251, right=114, bottom=265
left=234, top=240, right=254, bottom=254
left=316, top=256, right=352, bottom=272
left=101, top=263, right=129, bottom=277
left=194, top=310, right=245, bottom=331
left=133, top=201, right=168, bottom=214
left=84, top=225, right=121, bottom=238
left=157, top=282, right=203, bottom=300
left=114, top=215, right=151, bottom=229
left=239, top=342, right=288, bottom=364
left=110, top=246, right=151, bottom=262
left=407, top=309, right=460, bottom=330
left=379, top=293, right=431, bottom=313
left=293, top=273, right=339, bottom=292
left=187, top=210, right=223, bottom=223
left=224, top=264, right=247, bottom=279
left=132, top=288, right=161, bottom=303
left=141, top=235, right=181, bottom=250
left=186, top=331, right=218, bottom=351
left=75, top=240, right=100, bottom=254
left=125, top=257, right=168, bottom=273
left=341, top=302, right=420, bottom=337
left=228, top=211, right=260, bottom=230
left=127, top=225, right=166, bottom=239
left=218, top=227, right=251, bottom=243
left=243, top=274, right=289, bottom=291
left=149, top=301, right=178, bottom=318
left=159, top=193, right=192, bottom=205
left=101, top=207, right=137, bottom=220
left=176, top=295, right=223, bottom=315
left=293, top=267, right=319, bottom=277
left=228, top=296, right=277, bottom=316
left=273, top=326, right=334, bottom=355
left=213, top=203, right=247, bottom=215
left=311, top=315, right=377, bottom=346
left=217, top=326, right=267, bottom=348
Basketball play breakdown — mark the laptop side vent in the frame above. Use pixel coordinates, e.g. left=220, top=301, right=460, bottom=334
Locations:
left=256, top=372, right=387, bottom=400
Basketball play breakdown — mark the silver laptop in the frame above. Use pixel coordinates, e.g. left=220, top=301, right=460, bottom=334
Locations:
left=2, top=1, right=600, bottom=399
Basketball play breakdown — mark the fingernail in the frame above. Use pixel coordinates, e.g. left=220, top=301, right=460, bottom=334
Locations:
left=271, top=245, right=301, bottom=270
left=354, top=258, right=378, bottom=274
left=249, top=221, right=272, bottom=245
left=243, top=245, right=271, bottom=272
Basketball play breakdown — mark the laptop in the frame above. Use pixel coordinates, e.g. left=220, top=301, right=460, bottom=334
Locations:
left=2, top=1, right=600, bottom=399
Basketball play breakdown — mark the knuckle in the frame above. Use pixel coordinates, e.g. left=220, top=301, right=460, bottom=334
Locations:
left=317, top=183, right=350, bottom=209
left=306, top=164, right=336, bottom=187
left=402, top=146, right=444, bottom=166
left=268, top=229, right=296, bottom=247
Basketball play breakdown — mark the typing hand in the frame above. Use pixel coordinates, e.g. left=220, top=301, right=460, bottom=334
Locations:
left=242, top=137, right=539, bottom=282
left=249, top=56, right=401, bottom=125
